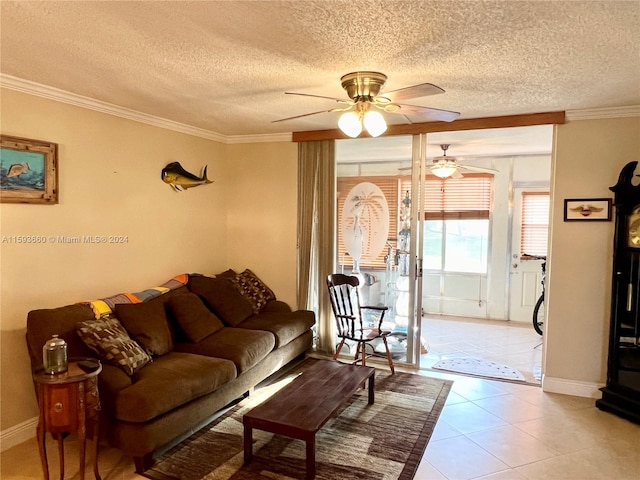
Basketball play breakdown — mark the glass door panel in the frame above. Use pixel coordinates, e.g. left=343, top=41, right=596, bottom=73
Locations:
left=335, top=135, right=423, bottom=368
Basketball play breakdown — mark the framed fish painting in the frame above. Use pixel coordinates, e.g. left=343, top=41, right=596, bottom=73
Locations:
left=0, top=135, right=58, bottom=204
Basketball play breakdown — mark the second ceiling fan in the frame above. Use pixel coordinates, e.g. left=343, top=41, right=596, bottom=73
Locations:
left=430, top=144, right=498, bottom=178
left=274, top=71, right=460, bottom=137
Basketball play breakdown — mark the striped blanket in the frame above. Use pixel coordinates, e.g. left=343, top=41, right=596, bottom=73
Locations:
left=87, top=274, right=188, bottom=318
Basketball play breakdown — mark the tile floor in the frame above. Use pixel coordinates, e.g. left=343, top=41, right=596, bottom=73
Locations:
left=2, top=317, right=639, bottom=479
left=415, top=371, right=640, bottom=479
left=420, top=315, right=543, bottom=384
left=415, top=316, right=639, bottom=479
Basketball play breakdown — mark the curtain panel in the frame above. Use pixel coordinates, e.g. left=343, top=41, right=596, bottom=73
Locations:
left=297, top=140, right=336, bottom=354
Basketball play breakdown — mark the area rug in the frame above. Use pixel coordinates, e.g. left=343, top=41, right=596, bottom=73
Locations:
left=431, top=357, right=526, bottom=382
left=142, top=358, right=452, bottom=480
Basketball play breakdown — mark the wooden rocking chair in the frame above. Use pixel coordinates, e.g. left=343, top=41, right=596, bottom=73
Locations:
left=326, top=273, right=395, bottom=374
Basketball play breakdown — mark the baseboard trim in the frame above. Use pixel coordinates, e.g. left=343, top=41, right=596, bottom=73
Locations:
left=0, top=417, right=37, bottom=452
left=542, top=375, right=604, bottom=399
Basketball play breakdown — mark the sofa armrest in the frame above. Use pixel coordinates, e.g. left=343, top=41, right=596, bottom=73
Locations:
left=261, top=300, right=292, bottom=314
left=26, top=304, right=96, bottom=370
left=100, top=363, right=133, bottom=391
left=97, top=363, right=133, bottom=416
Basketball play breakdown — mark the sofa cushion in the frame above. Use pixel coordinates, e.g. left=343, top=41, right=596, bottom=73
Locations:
left=173, top=327, right=275, bottom=374
left=188, top=275, right=253, bottom=326
left=113, top=352, right=236, bottom=422
left=76, top=317, right=152, bottom=375
left=167, top=293, right=224, bottom=343
left=230, top=269, right=276, bottom=314
left=115, top=302, right=174, bottom=356
left=238, top=310, right=316, bottom=348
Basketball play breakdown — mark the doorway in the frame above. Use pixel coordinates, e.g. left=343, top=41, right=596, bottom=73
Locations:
left=335, top=125, right=553, bottom=382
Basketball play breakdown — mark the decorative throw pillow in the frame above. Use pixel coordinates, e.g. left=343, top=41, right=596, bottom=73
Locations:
left=76, top=316, right=151, bottom=375
left=115, top=302, right=174, bottom=356
left=231, top=269, right=276, bottom=314
left=215, top=269, right=237, bottom=279
left=167, top=293, right=225, bottom=343
left=188, top=275, right=253, bottom=326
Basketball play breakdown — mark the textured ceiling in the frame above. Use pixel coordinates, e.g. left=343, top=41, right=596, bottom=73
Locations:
left=1, top=0, right=639, bottom=143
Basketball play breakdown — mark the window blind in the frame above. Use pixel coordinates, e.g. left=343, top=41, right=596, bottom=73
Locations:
left=401, top=174, right=493, bottom=220
left=520, top=192, right=550, bottom=257
left=337, top=177, right=401, bottom=269
left=337, top=173, right=494, bottom=270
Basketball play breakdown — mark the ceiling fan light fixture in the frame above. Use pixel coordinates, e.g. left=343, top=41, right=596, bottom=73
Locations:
left=338, top=111, right=362, bottom=138
left=432, top=164, right=457, bottom=178
left=363, top=110, right=387, bottom=137
left=431, top=144, right=457, bottom=178
left=340, top=71, right=387, bottom=100
left=275, top=72, right=459, bottom=127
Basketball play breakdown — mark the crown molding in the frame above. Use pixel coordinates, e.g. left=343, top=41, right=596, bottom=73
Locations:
left=0, top=74, right=292, bottom=144
left=3, top=74, right=636, bottom=142
left=566, top=105, right=640, bottom=121
left=226, top=132, right=292, bottom=144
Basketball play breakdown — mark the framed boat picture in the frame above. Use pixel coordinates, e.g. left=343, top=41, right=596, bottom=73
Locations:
left=0, top=135, right=58, bottom=204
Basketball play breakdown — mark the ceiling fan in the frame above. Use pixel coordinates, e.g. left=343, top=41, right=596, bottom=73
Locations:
left=273, top=71, right=460, bottom=137
left=429, top=144, right=498, bottom=178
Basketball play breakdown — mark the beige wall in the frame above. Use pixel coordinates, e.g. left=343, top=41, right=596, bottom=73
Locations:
left=0, top=89, right=299, bottom=441
left=225, top=142, right=298, bottom=308
left=2, top=86, right=639, bottom=445
left=0, top=89, right=230, bottom=431
left=545, top=116, right=640, bottom=394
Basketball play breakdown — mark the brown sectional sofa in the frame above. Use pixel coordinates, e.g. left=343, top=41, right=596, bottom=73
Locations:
left=25, top=272, right=315, bottom=472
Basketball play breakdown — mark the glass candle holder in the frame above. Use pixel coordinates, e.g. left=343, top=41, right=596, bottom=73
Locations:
left=43, top=334, right=68, bottom=374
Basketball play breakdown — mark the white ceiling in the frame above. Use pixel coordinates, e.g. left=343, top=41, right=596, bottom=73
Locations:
left=1, top=1, right=638, bottom=156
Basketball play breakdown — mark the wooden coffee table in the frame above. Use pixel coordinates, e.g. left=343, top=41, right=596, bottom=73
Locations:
left=243, top=359, right=375, bottom=479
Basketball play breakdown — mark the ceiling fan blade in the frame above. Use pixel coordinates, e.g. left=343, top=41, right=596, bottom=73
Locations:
left=396, top=104, right=460, bottom=122
left=285, top=92, right=346, bottom=103
left=383, top=83, right=444, bottom=102
left=452, top=169, right=464, bottom=179
left=458, top=164, right=498, bottom=174
left=272, top=109, right=337, bottom=123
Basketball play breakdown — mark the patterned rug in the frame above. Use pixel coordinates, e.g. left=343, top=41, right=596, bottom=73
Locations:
left=142, top=358, right=452, bottom=480
left=431, top=357, right=526, bottom=382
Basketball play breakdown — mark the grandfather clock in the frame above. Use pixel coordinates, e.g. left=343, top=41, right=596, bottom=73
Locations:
left=596, top=161, right=640, bottom=423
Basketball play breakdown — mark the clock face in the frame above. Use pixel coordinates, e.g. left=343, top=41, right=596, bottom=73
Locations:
left=628, top=207, right=640, bottom=247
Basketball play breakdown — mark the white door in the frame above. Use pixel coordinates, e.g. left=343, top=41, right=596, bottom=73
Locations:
left=508, top=187, right=548, bottom=323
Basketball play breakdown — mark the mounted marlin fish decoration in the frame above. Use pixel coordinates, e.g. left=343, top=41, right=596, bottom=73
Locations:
left=161, top=162, right=213, bottom=192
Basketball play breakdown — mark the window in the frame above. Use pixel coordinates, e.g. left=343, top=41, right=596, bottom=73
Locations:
left=412, top=175, right=493, bottom=274
left=336, top=173, right=494, bottom=273
left=520, top=192, right=550, bottom=257
left=425, top=219, right=490, bottom=273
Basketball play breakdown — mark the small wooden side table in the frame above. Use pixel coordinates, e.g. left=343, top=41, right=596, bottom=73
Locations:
left=33, top=358, right=102, bottom=480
